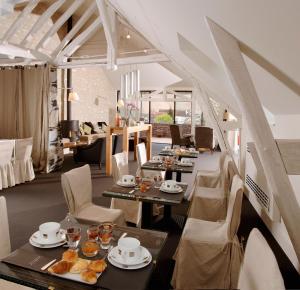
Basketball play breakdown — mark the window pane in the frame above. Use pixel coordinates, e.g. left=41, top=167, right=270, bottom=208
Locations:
left=150, top=102, right=174, bottom=124
left=140, top=101, right=150, bottom=123
left=175, top=102, right=191, bottom=124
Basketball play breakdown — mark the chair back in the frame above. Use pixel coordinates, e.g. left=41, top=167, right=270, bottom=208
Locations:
left=15, top=138, right=33, bottom=161
left=238, top=228, right=285, bottom=290
left=195, top=126, right=213, bottom=149
left=219, top=155, right=232, bottom=190
left=136, top=143, right=147, bottom=167
left=0, top=196, right=11, bottom=259
left=170, top=125, right=182, bottom=145
left=61, top=165, right=92, bottom=214
left=225, top=175, right=244, bottom=240
left=0, top=140, right=15, bottom=165
left=112, top=151, right=129, bottom=183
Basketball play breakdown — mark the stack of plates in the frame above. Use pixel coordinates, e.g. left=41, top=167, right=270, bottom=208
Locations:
left=29, top=229, right=66, bottom=248
left=108, top=246, right=152, bottom=270
left=117, top=180, right=136, bottom=188
left=160, top=185, right=183, bottom=193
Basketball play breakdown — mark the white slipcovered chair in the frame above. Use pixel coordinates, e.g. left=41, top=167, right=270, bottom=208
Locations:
left=0, top=140, right=15, bottom=190
left=238, top=228, right=285, bottom=290
left=61, top=165, right=125, bottom=226
left=110, top=151, right=142, bottom=226
left=172, top=175, right=244, bottom=290
left=188, top=160, right=236, bottom=221
left=0, top=196, right=34, bottom=289
left=136, top=142, right=165, bottom=180
left=13, top=138, right=35, bottom=184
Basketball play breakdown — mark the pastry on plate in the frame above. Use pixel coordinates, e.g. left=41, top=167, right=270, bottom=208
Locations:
left=81, top=269, right=97, bottom=284
left=62, top=249, right=78, bottom=263
left=88, top=259, right=107, bottom=273
left=48, top=260, right=73, bottom=274
left=69, top=258, right=90, bottom=274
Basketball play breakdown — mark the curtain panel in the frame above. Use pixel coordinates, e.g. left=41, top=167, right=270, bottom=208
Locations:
left=0, top=65, right=50, bottom=171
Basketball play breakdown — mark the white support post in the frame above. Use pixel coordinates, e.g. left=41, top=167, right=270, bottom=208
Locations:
left=35, top=0, right=84, bottom=50
left=20, top=0, right=66, bottom=46
left=206, top=17, right=300, bottom=261
left=96, top=0, right=117, bottom=70
left=55, top=19, right=103, bottom=64
left=51, top=1, right=97, bottom=58
left=1, top=0, right=40, bottom=44
left=191, top=90, right=196, bottom=137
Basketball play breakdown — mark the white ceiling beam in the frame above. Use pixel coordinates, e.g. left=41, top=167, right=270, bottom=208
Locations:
left=96, top=0, right=117, bottom=70
left=1, top=0, right=40, bottom=44
left=35, top=0, right=84, bottom=51
left=51, top=1, right=97, bottom=59
left=0, top=43, right=35, bottom=59
left=206, top=17, right=300, bottom=262
left=20, top=0, right=66, bottom=47
left=55, top=18, right=103, bottom=64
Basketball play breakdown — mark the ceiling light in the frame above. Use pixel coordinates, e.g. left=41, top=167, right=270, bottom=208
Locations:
left=68, top=92, right=79, bottom=102
left=126, top=32, right=131, bottom=39
left=143, top=49, right=148, bottom=53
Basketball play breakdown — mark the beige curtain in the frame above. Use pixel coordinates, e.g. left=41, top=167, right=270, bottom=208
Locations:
left=0, top=65, right=50, bottom=171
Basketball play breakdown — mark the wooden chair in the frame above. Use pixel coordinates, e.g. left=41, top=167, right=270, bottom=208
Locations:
left=169, top=124, right=192, bottom=148
left=194, top=126, right=214, bottom=152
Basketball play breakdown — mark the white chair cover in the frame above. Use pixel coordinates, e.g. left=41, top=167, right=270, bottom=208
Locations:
left=0, top=140, right=15, bottom=190
left=0, top=196, right=11, bottom=259
left=0, top=280, right=34, bottom=290
left=238, top=228, right=285, bottom=290
left=13, top=138, right=35, bottom=184
left=136, top=143, right=165, bottom=180
left=188, top=161, right=236, bottom=221
left=172, top=175, right=244, bottom=290
left=111, top=152, right=142, bottom=226
left=61, top=165, right=125, bottom=226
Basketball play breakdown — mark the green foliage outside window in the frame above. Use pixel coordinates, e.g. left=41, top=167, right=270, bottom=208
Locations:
left=154, top=113, right=173, bottom=124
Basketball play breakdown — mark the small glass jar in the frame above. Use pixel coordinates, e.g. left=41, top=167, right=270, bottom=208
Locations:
left=81, top=239, right=100, bottom=257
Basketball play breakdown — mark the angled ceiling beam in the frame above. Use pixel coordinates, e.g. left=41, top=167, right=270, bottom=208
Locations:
left=0, top=43, right=35, bottom=59
left=57, top=53, right=169, bottom=68
left=51, top=1, right=97, bottom=59
left=55, top=18, right=103, bottom=64
left=1, top=0, right=40, bottom=44
left=96, top=0, right=117, bottom=70
left=206, top=17, right=300, bottom=262
left=20, top=0, right=66, bottom=47
left=35, top=0, right=84, bottom=51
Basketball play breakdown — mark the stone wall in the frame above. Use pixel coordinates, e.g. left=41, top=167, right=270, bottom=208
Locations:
left=152, top=124, right=191, bottom=137
left=72, top=67, right=117, bottom=125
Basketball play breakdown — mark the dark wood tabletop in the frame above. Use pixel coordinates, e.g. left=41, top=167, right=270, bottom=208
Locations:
left=141, top=161, right=194, bottom=173
left=0, top=223, right=168, bottom=290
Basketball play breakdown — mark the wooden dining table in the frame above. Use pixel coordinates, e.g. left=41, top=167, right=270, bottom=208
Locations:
left=0, top=221, right=167, bottom=290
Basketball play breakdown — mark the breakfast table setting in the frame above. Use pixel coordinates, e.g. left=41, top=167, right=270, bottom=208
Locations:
left=0, top=219, right=167, bottom=290
left=158, top=146, right=199, bottom=159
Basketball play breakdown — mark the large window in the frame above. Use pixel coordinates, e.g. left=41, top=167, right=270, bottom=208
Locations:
left=175, top=101, right=191, bottom=124
left=151, top=101, right=174, bottom=124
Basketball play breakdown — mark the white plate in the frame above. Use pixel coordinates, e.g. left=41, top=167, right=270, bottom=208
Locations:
left=29, top=237, right=66, bottom=248
left=177, top=162, right=193, bottom=167
left=117, top=181, right=136, bottom=188
left=108, top=246, right=151, bottom=266
left=108, top=249, right=152, bottom=270
left=31, top=230, right=66, bottom=245
left=160, top=186, right=183, bottom=194
left=148, top=160, right=162, bottom=164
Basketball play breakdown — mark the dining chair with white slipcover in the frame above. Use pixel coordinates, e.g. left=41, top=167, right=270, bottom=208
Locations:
left=238, top=228, right=285, bottom=290
left=61, top=165, right=125, bottom=226
left=188, top=160, right=236, bottom=221
left=111, top=151, right=142, bottom=226
left=0, top=196, right=34, bottom=289
left=13, top=138, right=35, bottom=184
left=0, top=140, right=15, bottom=190
left=172, top=175, right=244, bottom=290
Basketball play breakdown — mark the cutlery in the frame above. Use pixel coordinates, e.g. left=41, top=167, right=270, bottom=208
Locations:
left=41, top=259, right=56, bottom=271
left=119, top=232, right=127, bottom=240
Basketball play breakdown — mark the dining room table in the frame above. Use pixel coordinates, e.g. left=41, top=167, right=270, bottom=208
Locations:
left=0, top=221, right=168, bottom=290
left=103, top=181, right=188, bottom=229
left=158, top=149, right=199, bottom=160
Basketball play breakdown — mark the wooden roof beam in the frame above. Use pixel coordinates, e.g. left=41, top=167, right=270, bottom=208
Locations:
left=35, top=0, right=84, bottom=51
left=96, top=0, right=117, bottom=70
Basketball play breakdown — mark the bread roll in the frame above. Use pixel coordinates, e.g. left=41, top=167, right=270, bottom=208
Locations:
left=88, top=259, right=107, bottom=273
left=62, top=249, right=78, bottom=263
left=69, top=258, right=90, bottom=274
left=81, top=269, right=97, bottom=284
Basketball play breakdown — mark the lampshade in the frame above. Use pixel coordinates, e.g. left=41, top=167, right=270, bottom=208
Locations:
left=117, top=99, right=125, bottom=108
left=68, top=91, right=79, bottom=101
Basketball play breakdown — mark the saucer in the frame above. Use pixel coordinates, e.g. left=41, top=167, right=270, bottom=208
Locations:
left=117, top=181, right=136, bottom=188
left=109, top=246, right=151, bottom=266
left=178, top=162, right=193, bottom=167
left=30, top=229, right=66, bottom=245
left=149, top=160, right=162, bottom=164
left=29, top=237, right=66, bottom=248
left=160, top=185, right=183, bottom=193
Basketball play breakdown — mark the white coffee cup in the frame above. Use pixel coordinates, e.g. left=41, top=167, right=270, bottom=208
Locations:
left=162, top=180, right=178, bottom=191
left=152, top=155, right=162, bottom=162
left=121, top=175, right=135, bottom=185
left=189, top=148, right=196, bottom=152
left=181, top=158, right=191, bottom=164
left=39, top=222, right=61, bottom=242
left=117, top=237, right=142, bottom=262
left=164, top=146, right=171, bottom=150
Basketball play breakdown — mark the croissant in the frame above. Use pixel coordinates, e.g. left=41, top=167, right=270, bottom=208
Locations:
left=81, top=269, right=97, bottom=284
left=48, top=260, right=73, bottom=274
left=69, top=258, right=90, bottom=274
left=62, top=249, right=78, bottom=263
left=88, top=259, right=107, bottom=273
